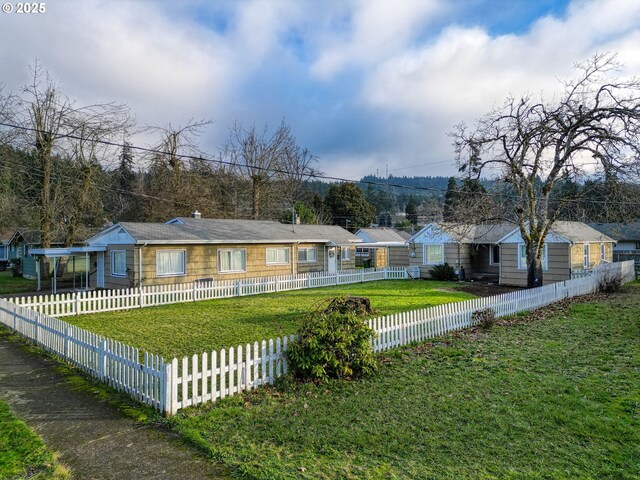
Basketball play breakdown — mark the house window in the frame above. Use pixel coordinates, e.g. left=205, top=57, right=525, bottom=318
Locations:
left=0, top=245, right=6, bottom=261
left=518, top=244, right=548, bottom=270
left=111, top=250, right=127, bottom=277
left=218, top=249, right=247, bottom=273
left=356, top=248, right=369, bottom=257
left=341, top=247, right=352, bottom=261
left=600, top=243, right=606, bottom=261
left=298, top=247, right=317, bottom=263
left=583, top=244, right=590, bottom=268
left=489, top=245, right=500, bottom=265
left=423, top=244, right=443, bottom=265
left=266, top=247, right=289, bottom=265
left=156, top=250, right=186, bottom=276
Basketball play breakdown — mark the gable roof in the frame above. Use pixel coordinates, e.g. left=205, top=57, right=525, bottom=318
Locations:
left=409, top=222, right=516, bottom=245
left=8, top=229, right=66, bottom=246
left=589, top=222, right=640, bottom=241
left=355, top=228, right=407, bottom=244
left=87, top=218, right=362, bottom=246
left=497, top=221, right=616, bottom=244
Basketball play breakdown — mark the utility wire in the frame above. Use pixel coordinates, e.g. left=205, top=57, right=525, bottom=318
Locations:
left=1, top=121, right=638, bottom=207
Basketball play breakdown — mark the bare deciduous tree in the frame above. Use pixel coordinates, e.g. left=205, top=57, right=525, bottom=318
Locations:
left=453, top=53, right=640, bottom=287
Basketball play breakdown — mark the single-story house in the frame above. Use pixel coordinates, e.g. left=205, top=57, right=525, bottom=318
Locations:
left=86, top=216, right=363, bottom=289
left=354, top=228, right=409, bottom=268
left=408, top=221, right=615, bottom=286
left=589, top=222, right=640, bottom=253
left=7, top=230, right=66, bottom=279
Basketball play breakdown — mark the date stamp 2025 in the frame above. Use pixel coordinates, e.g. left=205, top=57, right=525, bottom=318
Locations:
left=2, top=2, right=46, bottom=14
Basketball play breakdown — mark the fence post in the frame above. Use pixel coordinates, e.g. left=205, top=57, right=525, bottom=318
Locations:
left=12, top=303, right=17, bottom=331
left=192, top=282, right=197, bottom=302
left=307, top=274, right=311, bottom=289
left=361, top=269, right=364, bottom=283
left=34, top=313, right=39, bottom=345
left=384, top=268, right=388, bottom=280
left=236, top=281, right=241, bottom=297
left=75, top=292, right=80, bottom=316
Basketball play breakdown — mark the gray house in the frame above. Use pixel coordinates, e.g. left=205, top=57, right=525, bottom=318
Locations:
left=408, top=221, right=615, bottom=286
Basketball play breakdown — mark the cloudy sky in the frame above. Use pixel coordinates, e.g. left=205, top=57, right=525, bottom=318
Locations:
left=1, top=0, right=639, bottom=180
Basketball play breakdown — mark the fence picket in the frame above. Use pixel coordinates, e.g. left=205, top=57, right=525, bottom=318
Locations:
left=0, top=262, right=633, bottom=415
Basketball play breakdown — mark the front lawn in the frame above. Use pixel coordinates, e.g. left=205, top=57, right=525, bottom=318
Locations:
left=0, top=271, right=38, bottom=295
left=69, top=280, right=474, bottom=358
left=167, top=285, right=640, bottom=480
left=0, top=399, right=69, bottom=479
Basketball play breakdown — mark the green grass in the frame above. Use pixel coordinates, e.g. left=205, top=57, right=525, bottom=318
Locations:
left=69, top=280, right=474, bottom=359
left=166, top=285, right=640, bottom=480
left=0, top=399, right=69, bottom=480
left=0, top=271, right=37, bottom=295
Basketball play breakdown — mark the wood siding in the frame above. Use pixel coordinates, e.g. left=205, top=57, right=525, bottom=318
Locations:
left=100, top=242, right=343, bottom=288
left=500, top=243, right=570, bottom=287
left=570, top=242, right=613, bottom=269
left=388, top=246, right=409, bottom=267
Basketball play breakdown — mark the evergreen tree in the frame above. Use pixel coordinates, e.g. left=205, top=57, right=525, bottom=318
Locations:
left=443, top=177, right=458, bottom=221
left=324, top=183, right=376, bottom=230
left=405, top=195, right=418, bottom=225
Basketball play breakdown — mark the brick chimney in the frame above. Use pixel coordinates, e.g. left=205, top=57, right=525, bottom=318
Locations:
left=191, top=210, right=201, bottom=219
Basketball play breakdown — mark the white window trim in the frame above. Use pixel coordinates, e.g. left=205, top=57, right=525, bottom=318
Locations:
left=298, top=247, right=317, bottom=263
left=583, top=244, right=590, bottom=268
left=423, top=243, right=444, bottom=265
left=218, top=248, right=247, bottom=273
left=518, top=243, right=548, bottom=271
left=156, top=249, right=186, bottom=277
left=266, top=247, right=290, bottom=266
left=341, top=247, right=352, bottom=261
left=600, top=243, right=605, bottom=261
left=110, top=250, right=127, bottom=277
left=489, top=245, right=500, bottom=266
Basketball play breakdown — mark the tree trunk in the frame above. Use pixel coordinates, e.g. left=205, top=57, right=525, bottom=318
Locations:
left=251, top=176, right=261, bottom=219
left=526, top=243, right=543, bottom=288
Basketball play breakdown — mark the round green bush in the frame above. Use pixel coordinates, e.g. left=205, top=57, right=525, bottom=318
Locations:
left=286, top=306, right=378, bottom=382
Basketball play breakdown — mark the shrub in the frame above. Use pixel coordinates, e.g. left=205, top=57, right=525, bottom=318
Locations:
left=287, top=298, right=378, bottom=382
left=598, top=271, right=622, bottom=293
left=429, top=263, right=458, bottom=281
left=472, top=308, right=497, bottom=330
left=10, top=258, right=21, bottom=278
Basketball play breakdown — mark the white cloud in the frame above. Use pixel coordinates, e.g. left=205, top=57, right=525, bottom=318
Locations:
left=310, top=0, right=446, bottom=79
left=353, top=0, right=640, bottom=177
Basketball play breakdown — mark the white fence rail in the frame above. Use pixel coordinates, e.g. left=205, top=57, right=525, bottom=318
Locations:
left=165, top=260, right=635, bottom=414
left=1, top=261, right=634, bottom=415
left=10, top=267, right=408, bottom=317
left=0, top=299, right=167, bottom=411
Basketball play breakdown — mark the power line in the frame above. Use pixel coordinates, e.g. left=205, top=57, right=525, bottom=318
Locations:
left=1, top=121, right=639, bottom=208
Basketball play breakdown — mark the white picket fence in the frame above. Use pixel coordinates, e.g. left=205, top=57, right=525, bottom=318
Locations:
left=0, top=261, right=634, bottom=415
left=10, top=266, right=408, bottom=317
left=164, top=260, right=635, bottom=414
left=0, top=299, right=167, bottom=411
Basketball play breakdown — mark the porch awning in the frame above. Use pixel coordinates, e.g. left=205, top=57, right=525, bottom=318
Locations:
left=29, top=246, right=107, bottom=257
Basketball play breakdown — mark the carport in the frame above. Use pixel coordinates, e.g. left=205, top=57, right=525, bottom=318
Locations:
left=28, top=246, right=107, bottom=294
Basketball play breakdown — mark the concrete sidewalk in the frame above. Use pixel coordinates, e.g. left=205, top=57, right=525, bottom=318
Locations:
left=0, top=330, right=231, bottom=480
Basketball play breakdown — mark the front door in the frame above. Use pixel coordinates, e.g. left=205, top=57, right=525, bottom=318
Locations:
left=96, top=252, right=104, bottom=288
left=328, top=247, right=337, bottom=274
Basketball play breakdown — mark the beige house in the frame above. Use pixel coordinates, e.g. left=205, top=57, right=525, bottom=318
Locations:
left=354, top=228, right=410, bottom=268
left=86, top=216, right=361, bottom=289
left=408, top=221, right=615, bottom=286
